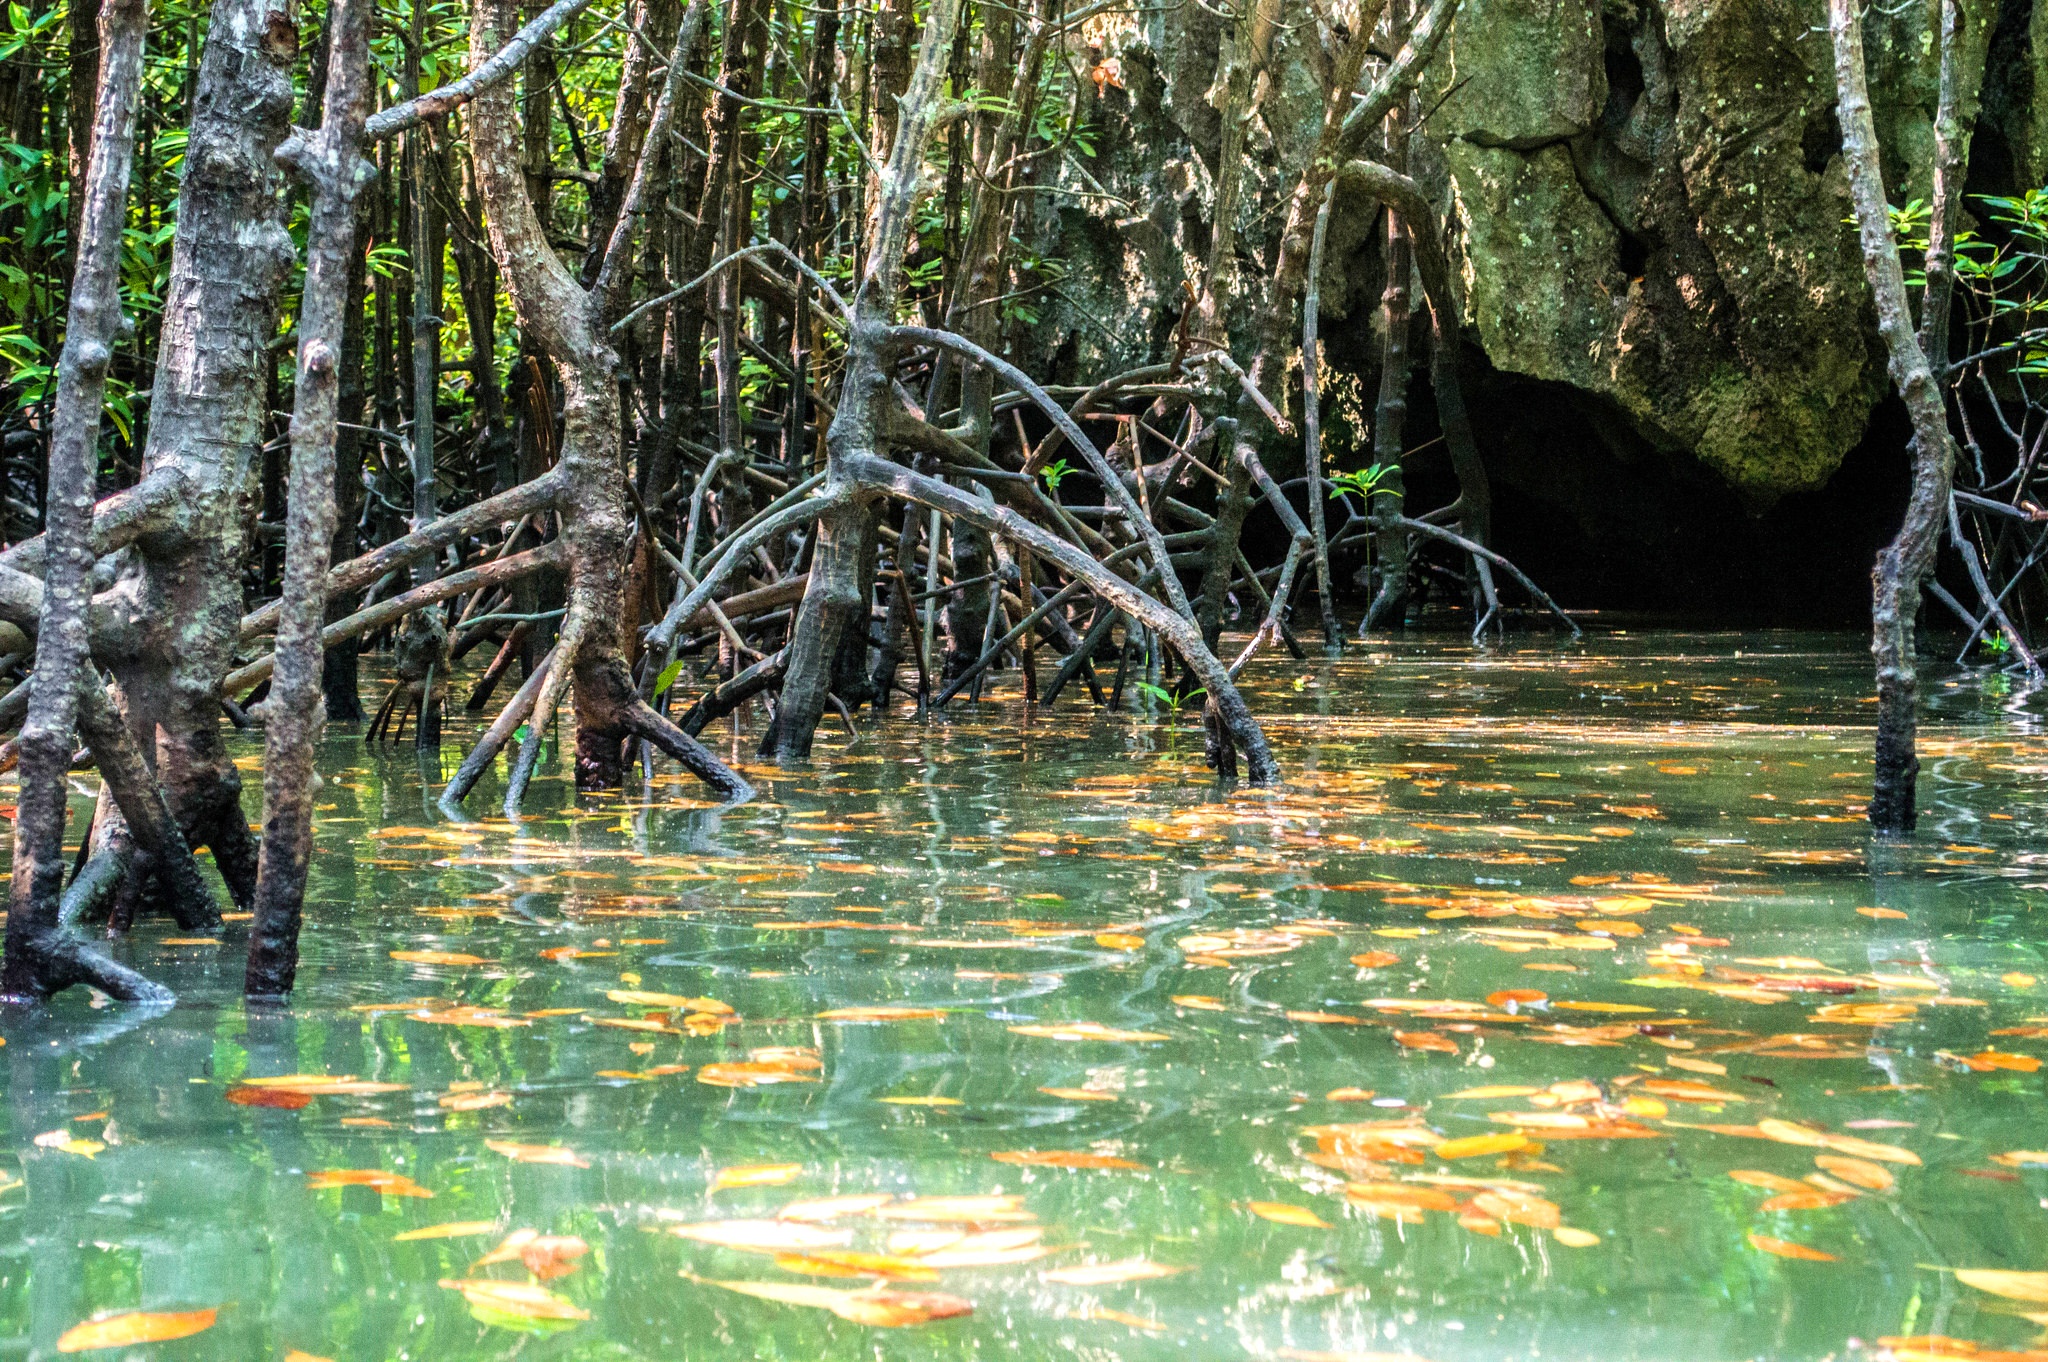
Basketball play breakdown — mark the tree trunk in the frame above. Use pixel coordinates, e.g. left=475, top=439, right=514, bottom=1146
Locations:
left=245, top=0, right=372, bottom=999
left=1829, top=0, right=1963, bottom=837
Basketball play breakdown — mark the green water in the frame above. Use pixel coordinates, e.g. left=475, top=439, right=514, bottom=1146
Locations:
left=2, top=632, right=2045, bottom=1362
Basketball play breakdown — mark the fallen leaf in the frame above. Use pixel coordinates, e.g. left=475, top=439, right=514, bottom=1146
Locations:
left=438, top=1090, right=512, bottom=1111
left=772, top=1250, right=939, bottom=1281
left=711, top=1163, right=803, bottom=1192
left=1553, top=1227, right=1601, bottom=1248
left=1954, top=1270, right=2048, bottom=1303
left=227, top=1086, right=312, bottom=1110
left=1248, top=1201, right=1332, bottom=1229
left=875, top=1196, right=1034, bottom=1224
left=485, top=1141, right=589, bottom=1168
left=306, top=1169, right=432, bottom=1197
left=1748, top=1233, right=1836, bottom=1262
left=1814, top=1155, right=1895, bottom=1191
left=391, top=950, right=491, bottom=966
left=474, top=1231, right=588, bottom=1280
left=439, top=1278, right=588, bottom=1326
left=818, top=1006, right=944, bottom=1022
left=57, top=1309, right=217, bottom=1352
left=609, top=990, right=735, bottom=1012
left=1435, top=1133, right=1531, bottom=1160
left=394, top=1220, right=499, bottom=1241
left=691, top=1277, right=971, bottom=1326
left=33, top=1129, right=104, bottom=1158
left=1351, top=952, right=1401, bottom=969
left=990, top=1150, right=1145, bottom=1171
left=1041, top=1259, right=1185, bottom=1285
left=1006, top=1022, right=1168, bottom=1042
left=1039, top=1087, right=1118, bottom=1101
left=670, top=1219, right=855, bottom=1251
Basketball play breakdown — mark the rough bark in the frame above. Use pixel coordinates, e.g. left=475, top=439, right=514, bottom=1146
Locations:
left=245, top=0, right=374, bottom=999
left=1830, top=0, right=1961, bottom=837
left=5, top=0, right=170, bottom=1003
left=465, top=0, right=750, bottom=802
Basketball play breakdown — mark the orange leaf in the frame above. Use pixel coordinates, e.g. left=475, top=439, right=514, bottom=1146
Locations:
left=1248, top=1201, right=1332, bottom=1229
left=226, top=1085, right=312, bottom=1110
left=1748, top=1233, right=1836, bottom=1262
left=57, top=1309, right=217, bottom=1352
left=990, top=1150, right=1145, bottom=1171
left=391, top=950, right=491, bottom=966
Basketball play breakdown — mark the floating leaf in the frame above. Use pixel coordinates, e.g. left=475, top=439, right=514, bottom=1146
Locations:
left=609, top=991, right=735, bottom=1013
left=712, top=1163, right=803, bottom=1192
left=1435, top=1133, right=1531, bottom=1160
left=779, top=1195, right=896, bottom=1222
left=486, top=1141, right=589, bottom=1168
left=772, top=1250, right=939, bottom=1281
left=33, top=1129, right=104, bottom=1158
left=394, top=1220, right=499, bottom=1241
left=1814, top=1155, right=1895, bottom=1191
left=875, top=1196, right=1033, bottom=1224
left=698, top=1060, right=821, bottom=1088
left=408, top=1006, right=529, bottom=1029
left=57, top=1309, right=217, bottom=1352
left=439, top=1278, right=588, bottom=1329
left=818, top=1006, right=943, bottom=1022
left=475, top=1231, right=588, bottom=1280
left=306, top=1169, right=433, bottom=1197
left=670, top=1220, right=853, bottom=1251
left=990, top=1150, right=1145, bottom=1171
left=1351, top=952, right=1401, bottom=968
left=227, top=1085, right=312, bottom=1110
left=1248, top=1201, right=1332, bottom=1228
left=1552, top=1227, right=1601, bottom=1248
left=1041, top=1259, right=1185, bottom=1285
left=439, top=1090, right=512, bottom=1111
left=690, top=1277, right=972, bottom=1326
left=391, top=950, right=491, bottom=966
left=1954, top=1270, right=2048, bottom=1303
left=1747, top=1233, right=1836, bottom=1262
left=1759, top=1188, right=1859, bottom=1212
left=1006, top=1022, right=1168, bottom=1042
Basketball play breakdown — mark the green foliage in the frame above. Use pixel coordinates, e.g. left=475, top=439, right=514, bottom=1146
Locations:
left=1133, top=682, right=1204, bottom=715
left=1329, top=464, right=1397, bottom=500
left=1039, top=458, right=1072, bottom=494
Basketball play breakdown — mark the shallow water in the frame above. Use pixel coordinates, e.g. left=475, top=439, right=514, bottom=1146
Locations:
left=2, top=631, right=2045, bottom=1362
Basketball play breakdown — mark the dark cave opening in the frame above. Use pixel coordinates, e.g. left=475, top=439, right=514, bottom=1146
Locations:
left=1236, top=339, right=1918, bottom=629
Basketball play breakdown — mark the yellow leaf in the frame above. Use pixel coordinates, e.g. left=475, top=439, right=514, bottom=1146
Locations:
left=394, top=1220, right=500, bottom=1241
left=485, top=1141, right=589, bottom=1168
left=690, top=1277, right=972, bottom=1326
left=57, top=1310, right=218, bottom=1352
left=818, top=1006, right=943, bottom=1022
left=1248, top=1201, right=1332, bottom=1229
left=1954, top=1269, right=2048, bottom=1303
left=1041, top=1259, right=1186, bottom=1285
left=439, top=1278, right=589, bottom=1322
left=1435, top=1133, right=1531, bottom=1161
left=1006, top=1022, right=1168, bottom=1042
left=1552, top=1227, right=1600, bottom=1248
left=712, top=1163, right=803, bottom=1192
left=391, top=950, right=491, bottom=966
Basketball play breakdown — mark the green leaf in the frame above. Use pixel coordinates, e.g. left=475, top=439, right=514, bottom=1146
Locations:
left=653, top=659, right=687, bottom=696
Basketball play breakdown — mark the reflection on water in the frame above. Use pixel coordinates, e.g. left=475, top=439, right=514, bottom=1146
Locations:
left=1, top=632, right=2045, bottom=1361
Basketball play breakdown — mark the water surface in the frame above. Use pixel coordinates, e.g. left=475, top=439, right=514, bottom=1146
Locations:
left=3, top=631, right=2045, bottom=1362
